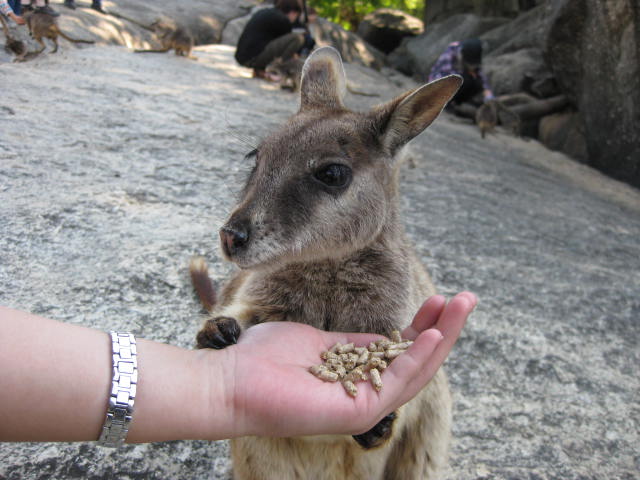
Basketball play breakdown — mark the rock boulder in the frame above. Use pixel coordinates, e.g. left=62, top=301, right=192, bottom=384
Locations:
left=424, top=0, right=541, bottom=23
left=388, top=13, right=507, bottom=79
left=356, top=8, right=423, bottom=54
left=544, top=0, right=640, bottom=187
left=539, top=111, right=588, bottom=161
left=310, top=17, right=386, bottom=69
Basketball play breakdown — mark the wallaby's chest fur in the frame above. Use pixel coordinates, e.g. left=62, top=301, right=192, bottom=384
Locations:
left=192, top=47, right=462, bottom=479
left=218, top=240, right=430, bottom=335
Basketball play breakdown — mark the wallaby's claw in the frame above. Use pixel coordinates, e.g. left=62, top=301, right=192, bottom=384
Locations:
left=196, top=316, right=241, bottom=349
left=352, top=411, right=397, bottom=449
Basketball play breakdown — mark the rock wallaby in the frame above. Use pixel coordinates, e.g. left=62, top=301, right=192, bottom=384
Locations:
left=0, top=14, right=27, bottom=61
left=190, top=46, right=461, bottom=480
left=475, top=99, right=521, bottom=138
left=24, top=11, right=94, bottom=55
left=134, top=20, right=195, bottom=59
left=475, top=100, right=498, bottom=138
left=266, top=54, right=379, bottom=97
left=266, top=56, right=305, bottom=91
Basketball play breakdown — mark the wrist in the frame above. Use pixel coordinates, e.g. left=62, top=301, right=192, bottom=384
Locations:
left=194, top=347, right=237, bottom=440
left=124, top=340, right=227, bottom=442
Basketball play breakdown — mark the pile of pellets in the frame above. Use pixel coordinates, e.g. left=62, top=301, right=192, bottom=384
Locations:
left=309, top=330, right=413, bottom=397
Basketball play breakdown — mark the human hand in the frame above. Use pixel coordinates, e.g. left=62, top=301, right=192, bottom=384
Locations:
left=218, top=292, right=477, bottom=439
left=483, top=90, right=495, bottom=101
left=9, top=13, right=25, bottom=25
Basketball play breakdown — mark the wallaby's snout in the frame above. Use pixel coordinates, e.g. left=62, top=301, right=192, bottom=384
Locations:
left=220, top=219, right=250, bottom=259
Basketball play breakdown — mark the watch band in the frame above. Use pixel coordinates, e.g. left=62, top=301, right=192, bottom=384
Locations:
left=97, top=331, right=138, bottom=448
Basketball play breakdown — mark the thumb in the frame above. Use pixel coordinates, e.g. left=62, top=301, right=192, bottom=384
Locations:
left=377, top=328, right=444, bottom=411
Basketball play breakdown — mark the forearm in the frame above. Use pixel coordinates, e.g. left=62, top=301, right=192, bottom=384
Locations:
left=0, top=307, right=229, bottom=443
left=127, top=339, right=231, bottom=443
left=0, top=2, right=13, bottom=16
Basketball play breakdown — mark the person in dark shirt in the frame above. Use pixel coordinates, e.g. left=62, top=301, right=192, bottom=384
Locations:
left=292, top=5, right=317, bottom=57
left=235, top=0, right=306, bottom=78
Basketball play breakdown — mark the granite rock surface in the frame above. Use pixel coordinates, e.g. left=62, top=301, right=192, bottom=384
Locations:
left=1, top=35, right=639, bottom=480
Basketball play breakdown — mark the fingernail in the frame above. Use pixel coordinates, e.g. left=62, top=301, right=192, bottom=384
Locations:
left=463, top=292, right=478, bottom=308
left=430, top=328, right=444, bottom=342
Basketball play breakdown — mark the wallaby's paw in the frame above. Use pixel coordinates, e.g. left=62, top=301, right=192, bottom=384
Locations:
left=352, top=411, right=397, bottom=449
left=196, top=316, right=241, bottom=349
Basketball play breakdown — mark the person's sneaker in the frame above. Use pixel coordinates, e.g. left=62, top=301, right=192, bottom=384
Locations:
left=90, top=2, right=106, bottom=13
left=63, top=0, right=76, bottom=9
left=35, top=5, right=60, bottom=16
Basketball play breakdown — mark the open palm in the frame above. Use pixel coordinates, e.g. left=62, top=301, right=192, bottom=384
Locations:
left=225, top=292, right=477, bottom=438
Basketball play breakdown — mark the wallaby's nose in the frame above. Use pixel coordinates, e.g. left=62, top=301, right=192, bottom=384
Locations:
left=220, top=222, right=250, bottom=257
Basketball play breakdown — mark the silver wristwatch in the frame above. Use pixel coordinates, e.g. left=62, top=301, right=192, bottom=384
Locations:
left=98, top=332, right=138, bottom=448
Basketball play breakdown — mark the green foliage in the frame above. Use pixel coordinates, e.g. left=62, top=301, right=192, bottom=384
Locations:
left=308, top=0, right=425, bottom=31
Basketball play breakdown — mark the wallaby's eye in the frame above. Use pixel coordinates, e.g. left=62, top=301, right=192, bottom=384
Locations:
left=313, top=164, right=352, bottom=189
left=245, top=149, right=258, bottom=162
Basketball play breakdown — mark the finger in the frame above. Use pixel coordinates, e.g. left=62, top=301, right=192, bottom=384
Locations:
left=376, top=328, right=444, bottom=411
left=423, top=291, right=477, bottom=379
left=401, top=295, right=446, bottom=340
left=379, top=292, right=476, bottom=411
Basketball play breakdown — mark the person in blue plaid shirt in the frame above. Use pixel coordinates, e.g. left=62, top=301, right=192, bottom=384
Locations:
left=429, top=38, right=494, bottom=107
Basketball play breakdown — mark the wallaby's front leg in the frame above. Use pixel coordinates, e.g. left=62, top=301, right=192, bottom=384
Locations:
left=196, top=316, right=241, bottom=349
left=34, top=38, right=46, bottom=54
left=352, top=411, right=397, bottom=449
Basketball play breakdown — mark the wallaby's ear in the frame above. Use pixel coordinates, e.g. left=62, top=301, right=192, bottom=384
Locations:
left=299, top=46, right=347, bottom=112
left=375, top=75, right=462, bottom=155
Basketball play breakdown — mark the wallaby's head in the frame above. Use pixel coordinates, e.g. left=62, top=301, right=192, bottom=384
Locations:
left=221, top=47, right=461, bottom=269
left=149, top=19, right=174, bottom=36
left=0, top=15, right=26, bottom=55
left=266, top=56, right=303, bottom=76
left=265, top=57, right=287, bottom=83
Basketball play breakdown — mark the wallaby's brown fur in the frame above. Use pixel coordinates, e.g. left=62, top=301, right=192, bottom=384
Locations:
left=476, top=99, right=522, bottom=138
left=266, top=56, right=305, bottom=91
left=190, top=47, right=461, bottom=480
left=24, top=11, right=94, bottom=55
left=266, top=53, right=379, bottom=97
left=134, top=20, right=195, bottom=59
left=189, top=256, right=216, bottom=312
left=475, top=100, right=498, bottom=138
left=0, top=15, right=27, bottom=61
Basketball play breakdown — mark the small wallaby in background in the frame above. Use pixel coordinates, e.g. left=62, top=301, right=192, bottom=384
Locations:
left=475, top=99, right=521, bottom=138
left=24, top=11, right=94, bottom=55
left=265, top=55, right=304, bottom=91
left=190, top=47, right=461, bottom=480
left=265, top=52, right=379, bottom=97
left=134, top=20, right=195, bottom=59
left=475, top=100, right=498, bottom=138
left=1, top=15, right=27, bottom=61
